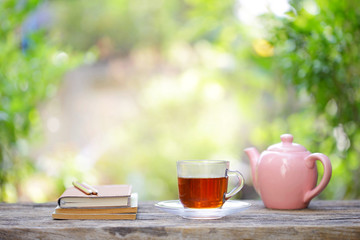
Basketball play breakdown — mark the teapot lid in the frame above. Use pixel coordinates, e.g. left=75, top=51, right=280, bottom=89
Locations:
left=267, top=134, right=308, bottom=152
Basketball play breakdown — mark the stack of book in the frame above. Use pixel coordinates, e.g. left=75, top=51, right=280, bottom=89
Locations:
left=52, top=184, right=138, bottom=220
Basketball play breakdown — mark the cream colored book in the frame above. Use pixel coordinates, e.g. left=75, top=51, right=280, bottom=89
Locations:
left=52, top=193, right=138, bottom=220
left=57, top=185, right=132, bottom=208
left=55, top=193, right=138, bottom=214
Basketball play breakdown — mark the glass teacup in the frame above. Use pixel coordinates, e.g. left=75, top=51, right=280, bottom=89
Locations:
left=177, top=160, right=244, bottom=208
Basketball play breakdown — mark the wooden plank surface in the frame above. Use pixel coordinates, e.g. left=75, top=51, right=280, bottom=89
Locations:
left=0, top=200, right=359, bottom=239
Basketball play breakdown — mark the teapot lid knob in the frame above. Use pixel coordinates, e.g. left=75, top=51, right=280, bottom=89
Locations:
left=267, top=133, right=308, bottom=152
left=281, top=134, right=293, bottom=144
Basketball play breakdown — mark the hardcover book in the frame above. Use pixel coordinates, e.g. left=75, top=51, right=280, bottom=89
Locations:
left=52, top=193, right=138, bottom=220
left=57, top=184, right=132, bottom=208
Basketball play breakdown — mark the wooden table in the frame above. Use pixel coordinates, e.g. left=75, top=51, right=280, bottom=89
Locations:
left=0, top=200, right=359, bottom=239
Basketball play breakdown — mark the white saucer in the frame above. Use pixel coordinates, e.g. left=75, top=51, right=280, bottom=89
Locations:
left=155, top=200, right=251, bottom=219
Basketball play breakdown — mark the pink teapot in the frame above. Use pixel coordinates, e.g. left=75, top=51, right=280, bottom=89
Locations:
left=245, top=134, right=332, bottom=209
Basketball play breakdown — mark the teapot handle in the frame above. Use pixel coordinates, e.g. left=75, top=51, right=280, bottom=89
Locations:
left=303, top=153, right=332, bottom=203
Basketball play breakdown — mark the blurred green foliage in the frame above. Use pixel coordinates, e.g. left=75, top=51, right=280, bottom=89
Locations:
left=40, top=0, right=271, bottom=201
left=0, top=0, right=83, bottom=201
left=1, top=0, right=359, bottom=202
left=50, top=0, right=187, bottom=54
left=266, top=0, right=360, bottom=198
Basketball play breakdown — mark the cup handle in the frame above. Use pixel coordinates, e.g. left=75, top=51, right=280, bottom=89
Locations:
left=224, top=170, right=245, bottom=200
left=303, top=153, right=332, bottom=203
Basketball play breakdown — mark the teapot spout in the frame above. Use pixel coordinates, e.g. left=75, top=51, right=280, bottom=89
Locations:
left=244, top=147, right=260, bottom=194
